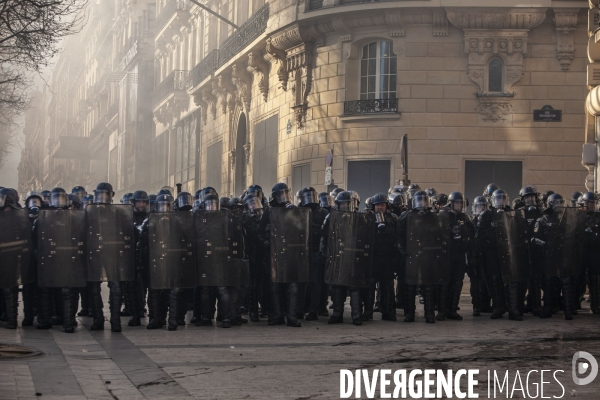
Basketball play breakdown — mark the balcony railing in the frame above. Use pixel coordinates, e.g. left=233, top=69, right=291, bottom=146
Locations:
left=188, top=49, right=219, bottom=89
left=153, top=70, right=189, bottom=108
left=156, top=0, right=189, bottom=34
left=217, top=3, right=269, bottom=68
left=308, top=0, right=392, bottom=11
left=343, top=98, right=399, bottom=115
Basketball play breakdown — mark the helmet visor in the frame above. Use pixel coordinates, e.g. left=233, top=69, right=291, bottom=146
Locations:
left=549, top=198, right=566, bottom=210
left=524, top=194, right=537, bottom=207
left=337, top=202, right=352, bottom=212
left=203, top=199, right=220, bottom=211
left=27, top=198, right=42, bottom=209
left=274, top=189, right=291, bottom=205
left=94, top=191, right=112, bottom=204
left=452, top=200, right=463, bottom=213
left=318, top=194, right=332, bottom=208
left=73, top=190, right=86, bottom=201
left=245, top=196, right=263, bottom=212
left=492, top=193, right=509, bottom=209
left=177, top=194, right=194, bottom=211
left=159, top=186, right=174, bottom=196
left=300, top=191, right=318, bottom=207
left=50, top=192, right=69, bottom=209
left=472, top=202, right=488, bottom=215
left=412, top=194, right=430, bottom=210
left=156, top=200, right=173, bottom=213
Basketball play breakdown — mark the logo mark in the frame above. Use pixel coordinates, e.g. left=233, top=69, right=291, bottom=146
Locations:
left=572, top=352, right=598, bottom=385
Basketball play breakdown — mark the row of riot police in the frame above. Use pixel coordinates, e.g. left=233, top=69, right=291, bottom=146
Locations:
left=1, top=180, right=597, bottom=331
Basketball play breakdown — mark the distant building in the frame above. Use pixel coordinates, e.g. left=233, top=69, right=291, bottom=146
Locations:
left=20, top=1, right=591, bottom=204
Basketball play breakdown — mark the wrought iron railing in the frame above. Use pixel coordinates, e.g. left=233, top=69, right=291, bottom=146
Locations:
left=156, top=0, right=189, bottom=33
left=308, top=0, right=324, bottom=10
left=152, top=70, right=189, bottom=108
left=343, top=98, right=399, bottom=115
left=188, top=49, right=219, bottom=89
left=217, top=3, right=269, bottom=68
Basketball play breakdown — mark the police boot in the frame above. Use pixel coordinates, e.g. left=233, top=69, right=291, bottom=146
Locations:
left=3, top=287, right=18, bottom=329
left=128, top=282, right=141, bottom=327
left=470, top=277, right=482, bottom=316
left=404, top=285, right=416, bottom=322
left=590, top=275, right=600, bottom=314
left=108, top=282, right=122, bottom=332
left=90, top=283, right=105, bottom=330
left=147, top=290, right=165, bottom=329
left=447, top=280, right=464, bottom=320
left=436, top=284, right=448, bottom=321
left=62, top=288, right=75, bottom=333
left=78, top=284, right=91, bottom=317
left=36, top=288, right=52, bottom=329
left=424, top=286, right=436, bottom=324
left=490, top=276, right=505, bottom=319
left=362, top=283, right=376, bottom=322
left=121, top=283, right=132, bottom=317
left=22, top=283, right=35, bottom=326
left=217, top=286, right=232, bottom=328
left=52, top=288, right=64, bottom=326
left=380, top=281, right=397, bottom=321
left=507, top=283, right=523, bottom=321
left=286, top=283, right=301, bottom=327
left=168, top=288, right=179, bottom=331
left=176, top=288, right=187, bottom=326
left=562, top=277, right=574, bottom=321
left=328, top=286, right=344, bottom=324
left=269, top=283, right=285, bottom=326
left=349, top=289, right=362, bottom=326
left=248, top=279, right=260, bottom=322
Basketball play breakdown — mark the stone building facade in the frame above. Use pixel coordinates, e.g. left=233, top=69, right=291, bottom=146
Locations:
left=19, top=0, right=591, bottom=205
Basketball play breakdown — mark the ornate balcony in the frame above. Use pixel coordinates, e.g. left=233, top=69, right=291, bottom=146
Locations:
left=188, top=49, right=219, bottom=90
left=217, top=3, right=270, bottom=68
left=308, top=0, right=396, bottom=11
left=156, top=0, right=189, bottom=36
left=343, top=98, right=399, bottom=115
left=153, top=70, right=189, bottom=109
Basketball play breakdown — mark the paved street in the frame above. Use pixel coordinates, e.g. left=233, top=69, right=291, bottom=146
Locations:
left=1, top=283, right=600, bottom=400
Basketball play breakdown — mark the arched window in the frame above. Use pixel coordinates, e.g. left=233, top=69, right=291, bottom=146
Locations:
left=360, top=41, right=397, bottom=100
left=488, top=58, right=504, bottom=93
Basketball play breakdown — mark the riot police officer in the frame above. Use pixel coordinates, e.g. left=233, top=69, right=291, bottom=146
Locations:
left=258, top=183, right=302, bottom=327
left=0, top=188, right=25, bottom=329
left=440, top=192, right=474, bottom=321
left=323, top=191, right=364, bottom=326
left=470, top=196, right=489, bottom=316
left=228, top=197, right=248, bottom=325
left=397, top=191, right=446, bottom=323
left=570, top=191, right=583, bottom=208
left=242, top=194, right=270, bottom=322
left=127, top=190, right=150, bottom=327
left=81, top=194, right=94, bottom=210
left=22, top=191, right=43, bottom=326
left=581, top=192, right=600, bottom=314
left=518, top=186, right=543, bottom=316
left=142, top=194, right=173, bottom=329
left=299, top=187, right=329, bottom=321
left=71, top=186, right=87, bottom=202
left=318, top=192, right=333, bottom=212
left=365, top=193, right=398, bottom=322
left=533, top=194, right=580, bottom=320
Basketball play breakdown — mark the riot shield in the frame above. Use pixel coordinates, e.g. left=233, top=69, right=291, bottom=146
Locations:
left=148, top=212, right=196, bottom=289
left=195, top=210, right=242, bottom=286
left=405, top=211, right=450, bottom=285
left=494, top=211, right=531, bottom=284
left=546, top=208, right=584, bottom=278
left=0, top=209, right=33, bottom=288
left=270, top=207, right=311, bottom=283
left=37, top=209, right=87, bottom=288
left=86, top=204, right=135, bottom=282
left=324, top=211, right=375, bottom=288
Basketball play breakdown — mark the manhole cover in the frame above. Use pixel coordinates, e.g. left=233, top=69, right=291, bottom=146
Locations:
left=0, top=344, right=45, bottom=360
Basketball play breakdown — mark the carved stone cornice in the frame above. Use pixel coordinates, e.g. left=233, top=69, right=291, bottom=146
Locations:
left=476, top=94, right=514, bottom=122
left=384, top=10, right=405, bottom=37
left=553, top=8, right=579, bottom=71
left=432, top=9, right=449, bottom=36
left=211, top=79, right=228, bottom=115
left=192, top=93, right=208, bottom=125
left=266, top=37, right=288, bottom=91
left=232, top=63, right=253, bottom=112
left=247, top=52, right=270, bottom=103
left=212, top=73, right=236, bottom=115
left=446, top=8, right=547, bottom=30
left=201, top=87, right=217, bottom=120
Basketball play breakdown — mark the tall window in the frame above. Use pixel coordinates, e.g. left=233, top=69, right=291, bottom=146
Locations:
left=488, top=58, right=504, bottom=93
left=360, top=41, right=397, bottom=100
